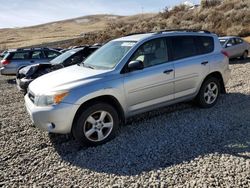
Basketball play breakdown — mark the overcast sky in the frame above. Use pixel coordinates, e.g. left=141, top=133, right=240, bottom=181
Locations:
left=0, top=0, right=200, bottom=28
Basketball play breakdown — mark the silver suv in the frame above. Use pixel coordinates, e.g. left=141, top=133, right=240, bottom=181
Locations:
left=0, top=48, right=61, bottom=75
left=25, top=30, right=231, bottom=146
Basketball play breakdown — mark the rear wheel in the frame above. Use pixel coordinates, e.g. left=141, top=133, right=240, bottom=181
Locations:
left=241, top=51, right=248, bottom=60
left=196, top=77, right=221, bottom=108
left=72, top=103, right=119, bottom=146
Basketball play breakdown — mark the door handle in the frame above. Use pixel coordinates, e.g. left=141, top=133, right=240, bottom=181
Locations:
left=30, top=60, right=35, bottom=63
left=163, top=69, right=174, bottom=74
left=201, top=61, right=208, bottom=65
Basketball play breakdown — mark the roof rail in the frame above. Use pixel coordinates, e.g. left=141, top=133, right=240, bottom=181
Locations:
left=125, top=32, right=152, bottom=36
left=155, top=29, right=211, bottom=34
left=16, top=47, right=51, bottom=51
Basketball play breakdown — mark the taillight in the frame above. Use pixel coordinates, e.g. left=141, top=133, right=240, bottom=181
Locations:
left=221, top=50, right=229, bottom=58
left=1, top=59, right=10, bottom=65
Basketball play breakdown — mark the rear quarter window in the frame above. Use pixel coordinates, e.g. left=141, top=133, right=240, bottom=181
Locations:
left=196, top=36, right=214, bottom=55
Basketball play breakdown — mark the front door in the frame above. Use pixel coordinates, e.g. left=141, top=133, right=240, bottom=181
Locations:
left=123, top=38, right=174, bottom=114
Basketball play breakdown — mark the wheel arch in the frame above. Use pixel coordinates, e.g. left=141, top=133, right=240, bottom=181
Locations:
left=72, top=95, right=126, bottom=132
left=201, top=71, right=226, bottom=94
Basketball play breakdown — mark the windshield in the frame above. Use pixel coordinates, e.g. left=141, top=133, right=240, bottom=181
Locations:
left=83, top=41, right=136, bottom=69
left=50, top=49, right=80, bottom=65
left=219, top=39, right=227, bottom=46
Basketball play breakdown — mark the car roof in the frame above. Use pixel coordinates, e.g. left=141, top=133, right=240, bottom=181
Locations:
left=114, top=30, right=215, bottom=42
left=219, top=36, right=239, bottom=40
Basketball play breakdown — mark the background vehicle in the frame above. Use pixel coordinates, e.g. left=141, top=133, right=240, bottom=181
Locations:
left=0, top=48, right=61, bottom=75
left=25, top=30, right=230, bottom=146
left=16, top=45, right=100, bottom=93
left=0, top=50, right=8, bottom=59
left=219, top=36, right=250, bottom=59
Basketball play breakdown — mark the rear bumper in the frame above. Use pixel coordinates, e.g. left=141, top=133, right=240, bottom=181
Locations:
left=25, top=94, right=80, bottom=134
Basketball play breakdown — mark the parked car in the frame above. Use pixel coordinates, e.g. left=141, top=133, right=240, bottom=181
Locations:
left=219, top=36, right=250, bottom=59
left=0, top=50, right=8, bottom=59
left=25, top=30, right=230, bottom=146
left=0, top=48, right=61, bottom=75
left=16, top=46, right=100, bottom=93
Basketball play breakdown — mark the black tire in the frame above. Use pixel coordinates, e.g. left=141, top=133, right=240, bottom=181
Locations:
left=241, top=51, right=248, bottom=60
left=196, top=77, right=221, bottom=108
left=72, top=102, right=119, bottom=146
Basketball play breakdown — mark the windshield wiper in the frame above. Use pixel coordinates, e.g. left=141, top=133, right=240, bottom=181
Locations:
left=82, top=63, right=95, bottom=69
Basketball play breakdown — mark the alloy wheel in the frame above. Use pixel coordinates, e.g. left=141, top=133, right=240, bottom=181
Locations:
left=83, top=111, right=113, bottom=142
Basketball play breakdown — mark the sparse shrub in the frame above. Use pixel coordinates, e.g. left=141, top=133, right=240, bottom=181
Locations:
left=201, top=0, right=222, bottom=8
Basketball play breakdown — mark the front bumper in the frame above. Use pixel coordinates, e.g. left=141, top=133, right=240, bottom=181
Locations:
left=16, top=78, right=33, bottom=93
left=25, top=94, right=80, bottom=134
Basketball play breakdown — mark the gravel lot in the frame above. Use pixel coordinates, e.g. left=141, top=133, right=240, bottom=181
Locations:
left=0, top=59, right=250, bottom=187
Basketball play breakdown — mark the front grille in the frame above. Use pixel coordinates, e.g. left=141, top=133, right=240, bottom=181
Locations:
left=28, top=92, right=35, bottom=103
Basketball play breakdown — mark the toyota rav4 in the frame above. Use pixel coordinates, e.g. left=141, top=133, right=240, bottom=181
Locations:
left=25, top=30, right=231, bottom=146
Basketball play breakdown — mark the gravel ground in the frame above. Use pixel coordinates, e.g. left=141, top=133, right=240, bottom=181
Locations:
left=0, top=59, right=250, bottom=187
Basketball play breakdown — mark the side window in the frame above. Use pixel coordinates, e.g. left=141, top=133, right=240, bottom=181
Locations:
left=196, top=36, right=214, bottom=54
left=64, top=52, right=84, bottom=66
left=130, top=38, right=168, bottom=68
left=12, top=52, right=30, bottom=60
left=45, top=50, right=60, bottom=58
left=227, top=39, right=236, bottom=46
left=171, top=36, right=197, bottom=60
left=31, top=51, right=45, bottom=59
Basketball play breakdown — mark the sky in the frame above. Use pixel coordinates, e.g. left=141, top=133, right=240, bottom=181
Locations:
left=0, top=0, right=200, bottom=29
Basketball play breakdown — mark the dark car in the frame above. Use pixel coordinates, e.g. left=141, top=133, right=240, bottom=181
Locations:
left=0, top=47, right=61, bottom=75
left=16, top=45, right=100, bottom=93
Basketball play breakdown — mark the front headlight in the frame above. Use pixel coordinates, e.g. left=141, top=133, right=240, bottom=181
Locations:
left=35, top=91, right=69, bottom=106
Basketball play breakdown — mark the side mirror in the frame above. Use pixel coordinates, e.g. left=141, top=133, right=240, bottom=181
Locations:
left=128, top=60, right=144, bottom=72
left=226, top=43, right=232, bottom=48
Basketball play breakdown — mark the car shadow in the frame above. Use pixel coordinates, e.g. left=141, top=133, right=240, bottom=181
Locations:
left=6, top=78, right=16, bottom=85
left=49, top=92, right=250, bottom=176
left=229, top=57, right=250, bottom=64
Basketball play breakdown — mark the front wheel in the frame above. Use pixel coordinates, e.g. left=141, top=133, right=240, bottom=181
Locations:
left=196, top=77, right=221, bottom=108
left=241, top=51, right=248, bottom=60
left=72, top=103, right=119, bottom=146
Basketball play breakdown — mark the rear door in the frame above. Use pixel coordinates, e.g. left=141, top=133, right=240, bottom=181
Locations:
left=170, top=36, right=213, bottom=98
left=123, top=37, right=175, bottom=114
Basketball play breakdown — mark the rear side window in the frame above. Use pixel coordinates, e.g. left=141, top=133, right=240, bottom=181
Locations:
left=45, top=50, right=60, bottom=58
left=171, top=36, right=197, bottom=60
left=196, top=36, right=214, bottom=54
left=11, top=52, right=30, bottom=60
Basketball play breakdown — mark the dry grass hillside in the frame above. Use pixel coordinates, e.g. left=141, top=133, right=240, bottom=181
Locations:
left=0, top=14, right=155, bottom=49
left=0, top=15, right=121, bottom=49
left=71, top=0, right=250, bottom=47
left=0, top=0, right=249, bottom=49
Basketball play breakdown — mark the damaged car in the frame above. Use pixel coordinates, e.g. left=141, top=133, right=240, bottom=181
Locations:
left=16, top=45, right=100, bottom=93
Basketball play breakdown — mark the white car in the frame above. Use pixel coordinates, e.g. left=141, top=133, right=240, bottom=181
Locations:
left=219, top=36, right=250, bottom=59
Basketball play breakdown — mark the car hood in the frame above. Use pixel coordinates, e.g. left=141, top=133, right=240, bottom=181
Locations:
left=29, top=65, right=111, bottom=95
